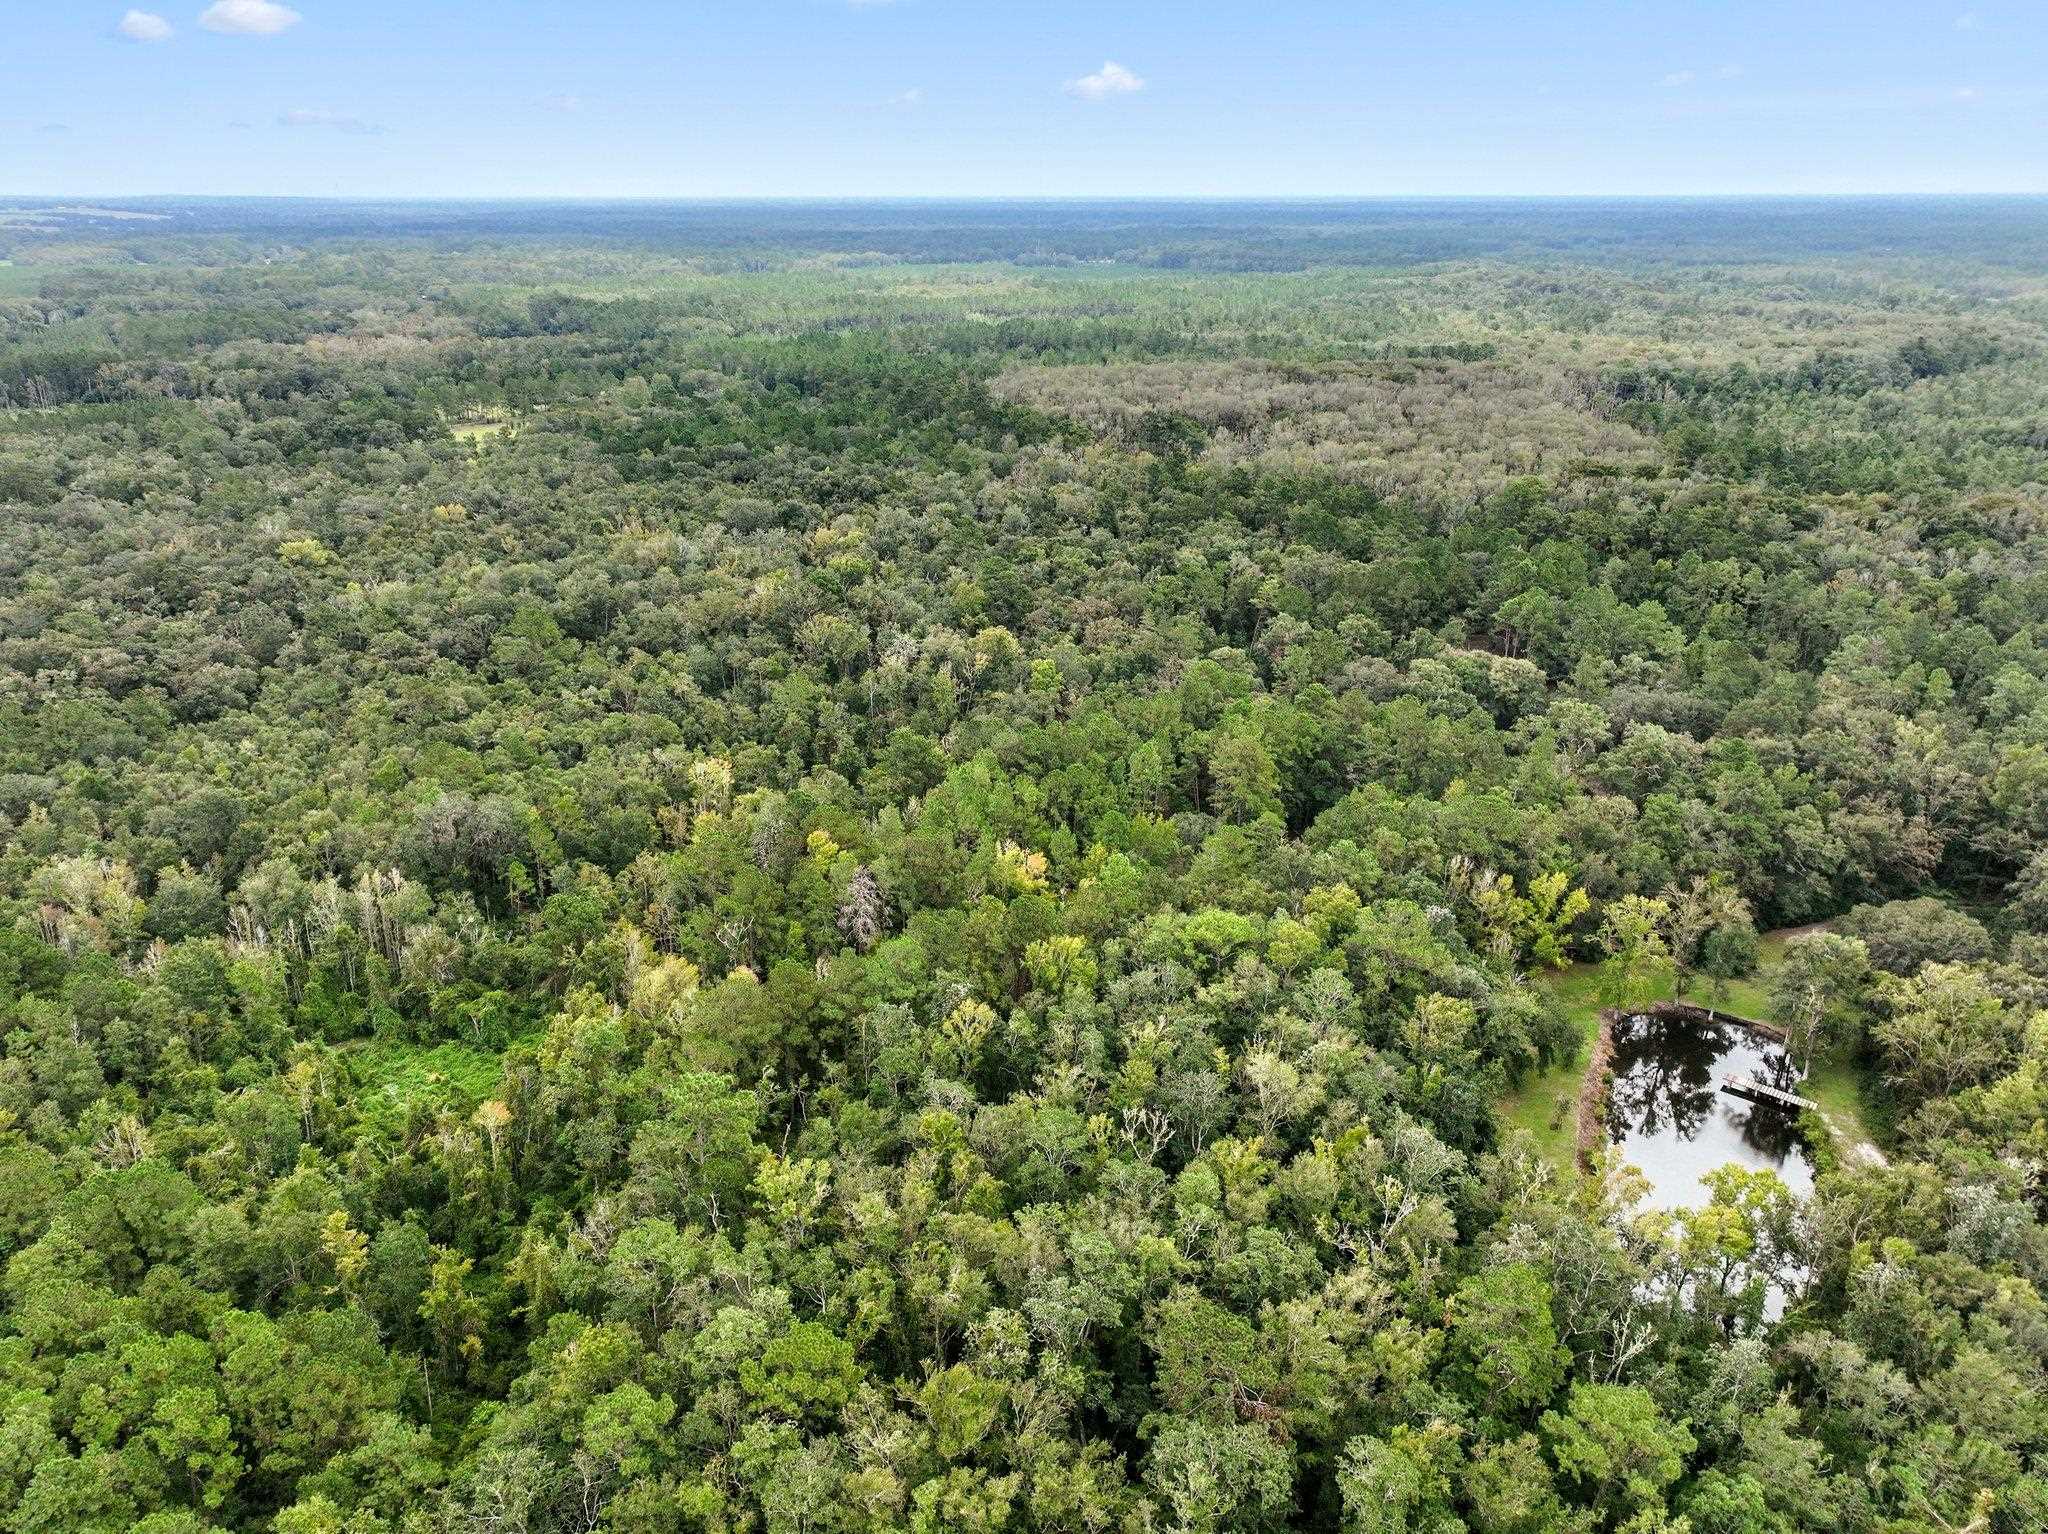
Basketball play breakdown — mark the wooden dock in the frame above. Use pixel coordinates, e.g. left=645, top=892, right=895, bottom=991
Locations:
left=1721, top=1073, right=1816, bottom=1112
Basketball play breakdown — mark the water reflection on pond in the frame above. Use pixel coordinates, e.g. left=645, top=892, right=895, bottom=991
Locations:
left=1606, top=1011, right=1814, bottom=1207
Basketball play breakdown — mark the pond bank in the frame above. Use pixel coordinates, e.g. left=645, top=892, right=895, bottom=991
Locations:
left=1502, top=927, right=1884, bottom=1174
left=1574, top=1001, right=1787, bottom=1174
left=1593, top=1003, right=1818, bottom=1202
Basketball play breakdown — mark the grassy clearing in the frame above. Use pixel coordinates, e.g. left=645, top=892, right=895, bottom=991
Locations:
left=345, top=1038, right=505, bottom=1138
left=1502, top=924, right=1883, bottom=1170
left=1801, top=1054, right=1886, bottom=1167
left=1496, top=1042, right=1595, bottom=1168
left=1497, top=959, right=1606, bottom=1165
left=449, top=420, right=511, bottom=443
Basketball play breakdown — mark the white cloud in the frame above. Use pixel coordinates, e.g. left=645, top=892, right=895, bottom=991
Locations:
left=200, top=0, right=302, bottom=36
left=1955, top=11, right=1980, bottom=30
left=1955, top=85, right=1981, bottom=100
left=1067, top=61, right=1144, bottom=100
left=118, top=9, right=173, bottom=41
left=279, top=107, right=381, bottom=133
left=891, top=87, right=925, bottom=107
left=539, top=93, right=582, bottom=113
left=1660, top=69, right=1696, bottom=87
left=1715, top=64, right=1745, bottom=79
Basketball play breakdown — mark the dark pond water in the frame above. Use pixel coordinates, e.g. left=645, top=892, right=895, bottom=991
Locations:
left=1606, top=1012, right=1814, bottom=1207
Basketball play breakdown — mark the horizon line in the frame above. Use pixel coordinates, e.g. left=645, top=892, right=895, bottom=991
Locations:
left=10, top=191, right=2048, bottom=206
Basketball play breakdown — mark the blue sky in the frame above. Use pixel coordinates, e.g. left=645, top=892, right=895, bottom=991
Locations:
left=8, top=1, right=2044, bottom=197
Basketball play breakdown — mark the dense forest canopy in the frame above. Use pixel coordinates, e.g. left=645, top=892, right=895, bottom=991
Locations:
left=0, top=198, right=2044, bottom=1534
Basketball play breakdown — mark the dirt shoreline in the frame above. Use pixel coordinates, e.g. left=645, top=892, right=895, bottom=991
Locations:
left=1646, top=998, right=1789, bottom=1044
left=1575, top=1009, right=1618, bottom=1171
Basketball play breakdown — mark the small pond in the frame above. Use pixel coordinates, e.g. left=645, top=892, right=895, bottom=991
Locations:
left=1605, top=1011, right=1815, bottom=1207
